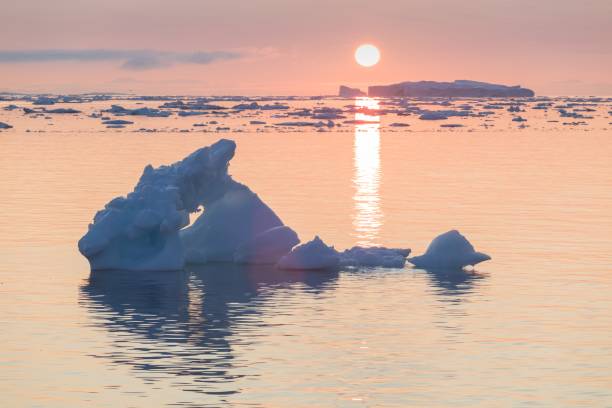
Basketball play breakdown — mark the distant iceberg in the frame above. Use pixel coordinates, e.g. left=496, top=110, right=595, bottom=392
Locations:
left=338, top=85, right=366, bottom=98
left=105, top=104, right=172, bottom=117
left=368, top=80, right=534, bottom=98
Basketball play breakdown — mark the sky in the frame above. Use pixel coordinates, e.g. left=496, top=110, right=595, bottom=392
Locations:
left=0, top=0, right=611, bottom=96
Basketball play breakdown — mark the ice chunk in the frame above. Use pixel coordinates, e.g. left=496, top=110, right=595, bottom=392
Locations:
left=32, top=96, right=56, bottom=105
left=408, top=230, right=491, bottom=270
left=419, top=112, right=448, bottom=120
left=178, top=111, right=206, bottom=117
left=105, top=105, right=171, bottom=117
left=102, top=119, right=134, bottom=125
left=277, top=236, right=340, bottom=270
left=45, top=108, right=81, bottom=114
left=339, top=247, right=410, bottom=268
left=78, top=139, right=237, bottom=271
left=276, top=121, right=333, bottom=127
left=234, top=226, right=300, bottom=264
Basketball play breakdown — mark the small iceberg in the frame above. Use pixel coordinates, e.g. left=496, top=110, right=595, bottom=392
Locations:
left=45, top=108, right=81, bottom=114
left=277, top=236, right=340, bottom=270
left=105, top=105, right=171, bottom=117
left=339, top=247, right=410, bottom=268
left=277, top=237, right=411, bottom=270
left=419, top=112, right=448, bottom=120
left=102, top=119, right=134, bottom=125
left=408, top=230, right=490, bottom=270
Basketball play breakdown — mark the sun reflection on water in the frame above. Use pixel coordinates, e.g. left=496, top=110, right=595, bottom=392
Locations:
left=352, top=97, right=382, bottom=246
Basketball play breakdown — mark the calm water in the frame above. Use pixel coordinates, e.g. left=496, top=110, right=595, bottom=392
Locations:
left=1, top=98, right=612, bottom=407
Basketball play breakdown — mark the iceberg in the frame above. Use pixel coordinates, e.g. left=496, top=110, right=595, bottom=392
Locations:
left=45, top=108, right=81, bottom=114
left=339, top=247, right=410, bottom=268
left=79, top=139, right=298, bottom=271
left=277, top=236, right=340, bottom=270
left=408, top=230, right=490, bottom=270
left=276, top=121, right=334, bottom=128
left=78, top=139, right=482, bottom=274
left=79, top=139, right=236, bottom=271
left=419, top=112, right=448, bottom=120
left=105, top=105, right=172, bottom=117
left=339, top=85, right=366, bottom=98
left=102, top=119, right=134, bottom=125
left=277, top=237, right=411, bottom=270
left=32, top=96, right=56, bottom=105
left=368, top=80, right=534, bottom=98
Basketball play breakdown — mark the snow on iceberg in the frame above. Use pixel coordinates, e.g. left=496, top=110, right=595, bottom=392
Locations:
left=408, top=230, right=490, bottom=271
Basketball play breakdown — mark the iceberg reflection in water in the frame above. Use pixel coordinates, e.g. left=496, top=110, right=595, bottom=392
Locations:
left=80, top=264, right=338, bottom=397
left=352, top=97, right=382, bottom=247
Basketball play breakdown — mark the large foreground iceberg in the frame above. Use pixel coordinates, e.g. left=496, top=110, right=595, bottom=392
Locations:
left=79, top=139, right=297, bottom=271
left=79, top=140, right=488, bottom=273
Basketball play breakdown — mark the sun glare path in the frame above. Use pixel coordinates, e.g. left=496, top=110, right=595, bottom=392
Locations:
left=352, top=97, right=382, bottom=246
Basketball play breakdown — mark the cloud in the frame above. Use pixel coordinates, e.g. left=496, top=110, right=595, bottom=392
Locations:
left=0, top=49, right=242, bottom=70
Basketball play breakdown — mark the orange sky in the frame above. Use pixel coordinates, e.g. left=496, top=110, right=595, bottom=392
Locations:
left=1, top=0, right=611, bottom=96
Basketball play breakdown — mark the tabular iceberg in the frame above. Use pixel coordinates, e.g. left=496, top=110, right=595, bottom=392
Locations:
left=368, top=80, right=534, bottom=98
left=408, top=230, right=490, bottom=271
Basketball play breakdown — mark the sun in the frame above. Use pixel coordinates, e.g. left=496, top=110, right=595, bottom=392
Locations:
left=355, top=44, right=380, bottom=67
